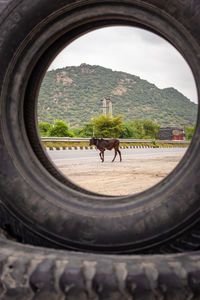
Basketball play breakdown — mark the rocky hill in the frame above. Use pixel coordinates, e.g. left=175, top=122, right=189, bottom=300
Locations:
left=38, top=63, right=197, bottom=127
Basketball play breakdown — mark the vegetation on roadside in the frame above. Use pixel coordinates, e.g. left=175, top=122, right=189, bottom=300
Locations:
left=39, top=115, right=162, bottom=139
left=39, top=120, right=74, bottom=137
left=38, top=122, right=53, bottom=137
left=185, top=126, right=195, bottom=141
left=39, top=115, right=192, bottom=148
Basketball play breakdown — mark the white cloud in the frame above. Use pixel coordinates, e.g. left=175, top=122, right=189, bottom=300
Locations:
left=49, top=26, right=198, bottom=104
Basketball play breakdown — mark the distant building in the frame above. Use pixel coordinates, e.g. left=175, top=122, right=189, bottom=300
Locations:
left=159, top=127, right=185, bottom=140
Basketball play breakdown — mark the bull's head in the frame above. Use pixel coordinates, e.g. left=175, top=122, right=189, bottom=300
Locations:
left=89, top=137, right=96, bottom=146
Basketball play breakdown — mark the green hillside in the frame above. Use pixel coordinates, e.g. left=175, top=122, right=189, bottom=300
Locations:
left=38, top=63, right=197, bottom=127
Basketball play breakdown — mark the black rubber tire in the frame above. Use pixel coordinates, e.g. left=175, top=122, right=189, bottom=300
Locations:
left=0, top=0, right=200, bottom=254
left=1, top=236, right=200, bottom=300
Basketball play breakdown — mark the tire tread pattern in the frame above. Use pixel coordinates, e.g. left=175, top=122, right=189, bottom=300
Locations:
left=0, top=238, right=200, bottom=299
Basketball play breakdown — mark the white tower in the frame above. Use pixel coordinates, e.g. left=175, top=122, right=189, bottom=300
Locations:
left=101, top=97, right=113, bottom=117
left=101, top=98, right=107, bottom=116
left=108, top=99, right=113, bottom=118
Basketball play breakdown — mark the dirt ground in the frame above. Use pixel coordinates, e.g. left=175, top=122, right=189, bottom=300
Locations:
left=58, top=150, right=185, bottom=196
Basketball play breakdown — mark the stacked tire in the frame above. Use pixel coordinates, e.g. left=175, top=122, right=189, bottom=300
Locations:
left=0, top=0, right=200, bottom=298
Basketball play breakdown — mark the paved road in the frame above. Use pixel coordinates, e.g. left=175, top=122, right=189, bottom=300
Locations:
left=46, top=147, right=187, bottom=195
left=47, top=147, right=187, bottom=166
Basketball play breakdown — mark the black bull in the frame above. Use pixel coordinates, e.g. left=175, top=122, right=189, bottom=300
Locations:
left=89, top=137, right=122, bottom=162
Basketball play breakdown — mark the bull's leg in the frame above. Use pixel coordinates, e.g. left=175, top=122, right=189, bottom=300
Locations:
left=99, top=152, right=103, bottom=161
left=101, top=150, right=105, bottom=162
left=99, top=150, right=104, bottom=162
left=112, top=148, right=117, bottom=162
left=118, top=149, right=122, bottom=162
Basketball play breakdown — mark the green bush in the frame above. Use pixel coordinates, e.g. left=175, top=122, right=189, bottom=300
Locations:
left=185, top=126, right=195, bottom=140
left=38, top=122, right=52, bottom=136
left=48, top=120, right=74, bottom=137
left=93, top=114, right=123, bottom=138
left=143, top=119, right=160, bottom=139
left=73, top=123, right=94, bottom=137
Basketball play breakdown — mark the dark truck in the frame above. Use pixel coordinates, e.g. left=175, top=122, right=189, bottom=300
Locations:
left=159, top=126, right=185, bottom=140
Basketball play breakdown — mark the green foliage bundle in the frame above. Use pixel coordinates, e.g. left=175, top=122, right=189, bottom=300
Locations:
left=143, top=119, right=160, bottom=139
left=48, top=120, right=74, bottom=137
left=120, top=122, right=138, bottom=139
left=185, top=126, right=195, bottom=140
left=92, top=115, right=123, bottom=138
left=38, top=120, right=74, bottom=137
left=130, top=120, right=145, bottom=138
left=73, top=123, right=94, bottom=137
left=120, top=119, right=160, bottom=139
left=38, top=122, right=52, bottom=137
left=38, top=117, right=192, bottom=142
left=73, top=116, right=160, bottom=139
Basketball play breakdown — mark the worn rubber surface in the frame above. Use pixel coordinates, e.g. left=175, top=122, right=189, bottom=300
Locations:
left=1, top=0, right=200, bottom=298
left=0, top=0, right=200, bottom=254
left=0, top=237, right=200, bottom=299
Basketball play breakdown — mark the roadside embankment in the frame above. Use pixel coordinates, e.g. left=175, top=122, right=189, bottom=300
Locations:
left=41, top=137, right=189, bottom=150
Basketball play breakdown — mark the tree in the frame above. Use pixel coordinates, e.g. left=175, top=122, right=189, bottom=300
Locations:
left=143, top=120, right=160, bottom=139
left=48, top=120, right=74, bottom=137
left=131, top=119, right=145, bottom=138
left=93, top=114, right=123, bottom=138
left=38, top=122, right=52, bottom=136
left=73, top=123, right=94, bottom=137
left=185, top=126, right=195, bottom=140
left=120, top=122, right=138, bottom=139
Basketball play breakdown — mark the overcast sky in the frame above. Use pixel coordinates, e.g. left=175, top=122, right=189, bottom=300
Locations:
left=49, top=26, right=198, bottom=104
